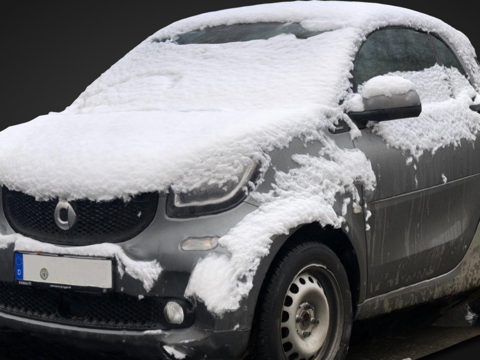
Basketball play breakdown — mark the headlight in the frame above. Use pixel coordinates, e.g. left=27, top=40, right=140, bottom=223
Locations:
left=167, top=161, right=259, bottom=218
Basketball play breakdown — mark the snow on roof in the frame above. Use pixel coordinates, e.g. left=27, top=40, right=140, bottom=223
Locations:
left=154, top=1, right=456, bottom=39
left=154, top=1, right=479, bottom=84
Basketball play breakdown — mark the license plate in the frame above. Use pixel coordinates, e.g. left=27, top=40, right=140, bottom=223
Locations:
left=15, top=253, right=113, bottom=290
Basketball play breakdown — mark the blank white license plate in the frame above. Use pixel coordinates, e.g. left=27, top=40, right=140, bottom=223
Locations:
left=15, top=253, right=113, bottom=290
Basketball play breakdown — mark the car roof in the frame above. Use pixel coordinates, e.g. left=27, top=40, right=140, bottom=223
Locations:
left=151, top=2, right=479, bottom=87
left=155, top=2, right=453, bottom=40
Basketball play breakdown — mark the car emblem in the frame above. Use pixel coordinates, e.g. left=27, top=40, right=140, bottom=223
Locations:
left=40, top=268, right=49, bottom=280
left=54, top=200, right=77, bottom=231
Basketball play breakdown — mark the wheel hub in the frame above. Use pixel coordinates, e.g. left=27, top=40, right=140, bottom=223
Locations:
left=296, top=302, right=319, bottom=337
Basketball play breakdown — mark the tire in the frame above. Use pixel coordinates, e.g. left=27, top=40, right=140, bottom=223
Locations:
left=253, top=241, right=353, bottom=360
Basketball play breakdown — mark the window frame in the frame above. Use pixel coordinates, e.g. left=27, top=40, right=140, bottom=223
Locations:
left=429, top=33, right=468, bottom=76
left=351, top=26, right=470, bottom=93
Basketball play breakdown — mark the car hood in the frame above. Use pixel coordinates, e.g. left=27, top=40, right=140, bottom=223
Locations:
left=0, top=25, right=360, bottom=201
left=0, top=106, right=340, bottom=201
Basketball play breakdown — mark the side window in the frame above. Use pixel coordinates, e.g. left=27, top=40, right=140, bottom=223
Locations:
left=353, top=28, right=437, bottom=87
left=430, top=35, right=466, bottom=76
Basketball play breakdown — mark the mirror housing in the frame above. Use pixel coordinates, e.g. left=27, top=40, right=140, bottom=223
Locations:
left=347, top=76, right=422, bottom=124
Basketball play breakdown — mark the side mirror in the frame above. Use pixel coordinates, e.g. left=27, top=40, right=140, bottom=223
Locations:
left=348, top=76, right=422, bottom=123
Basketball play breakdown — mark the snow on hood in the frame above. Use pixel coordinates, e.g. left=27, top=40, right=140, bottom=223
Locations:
left=0, top=106, right=344, bottom=201
left=0, top=26, right=359, bottom=201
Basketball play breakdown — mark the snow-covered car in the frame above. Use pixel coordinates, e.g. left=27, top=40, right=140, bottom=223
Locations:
left=1, top=1, right=480, bottom=359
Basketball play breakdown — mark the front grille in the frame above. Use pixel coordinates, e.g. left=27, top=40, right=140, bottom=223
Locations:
left=2, top=187, right=159, bottom=246
left=0, top=282, right=167, bottom=331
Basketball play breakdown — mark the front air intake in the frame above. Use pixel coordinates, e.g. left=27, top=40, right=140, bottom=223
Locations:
left=2, top=187, right=159, bottom=246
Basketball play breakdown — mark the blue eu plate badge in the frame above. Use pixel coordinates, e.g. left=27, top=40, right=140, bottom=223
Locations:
left=15, top=253, right=24, bottom=281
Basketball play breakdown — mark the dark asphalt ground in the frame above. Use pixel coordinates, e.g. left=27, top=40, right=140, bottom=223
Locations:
left=1, top=326, right=478, bottom=360
left=1, top=306, right=480, bottom=360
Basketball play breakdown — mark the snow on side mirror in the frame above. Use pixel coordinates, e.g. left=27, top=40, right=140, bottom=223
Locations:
left=347, top=75, right=422, bottom=124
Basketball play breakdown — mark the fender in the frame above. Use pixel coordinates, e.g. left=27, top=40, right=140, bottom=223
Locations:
left=211, top=134, right=370, bottom=332
left=213, top=205, right=368, bottom=334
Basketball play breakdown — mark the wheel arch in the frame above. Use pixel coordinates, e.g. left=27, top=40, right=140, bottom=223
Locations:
left=243, top=222, right=365, bottom=356
left=282, top=224, right=362, bottom=310
left=270, top=224, right=362, bottom=311
left=247, top=222, right=367, bottom=329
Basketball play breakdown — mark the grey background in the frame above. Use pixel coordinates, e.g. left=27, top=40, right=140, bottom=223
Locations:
left=0, top=1, right=479, bottom=359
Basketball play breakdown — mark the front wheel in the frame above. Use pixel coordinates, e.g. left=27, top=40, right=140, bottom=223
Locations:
left=253, top=242, right=353, bottom=360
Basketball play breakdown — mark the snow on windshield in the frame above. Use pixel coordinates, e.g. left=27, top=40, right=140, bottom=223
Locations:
left=68, top=28, right=356, bottom=114
left=162, top=22, right=325, bottom=45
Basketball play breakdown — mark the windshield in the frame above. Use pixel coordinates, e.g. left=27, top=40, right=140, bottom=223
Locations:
left=159, top=22, right=324, bottom=45
left=70, top=25, right=355, bottom=114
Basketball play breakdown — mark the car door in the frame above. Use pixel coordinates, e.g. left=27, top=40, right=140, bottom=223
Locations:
left=351, top=28, right=480, bottom=298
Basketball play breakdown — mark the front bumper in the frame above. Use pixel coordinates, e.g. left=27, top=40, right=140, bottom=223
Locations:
left=0, top=311, right=250, bottom=360
left=0, top=195, right=260, bottom=359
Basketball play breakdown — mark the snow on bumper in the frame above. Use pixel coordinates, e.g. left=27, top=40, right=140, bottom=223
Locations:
left=0, top=233, right=162, bottom=292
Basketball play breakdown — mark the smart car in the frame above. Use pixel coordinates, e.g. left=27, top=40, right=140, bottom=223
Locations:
left=1, top=2, right=480, bottom=360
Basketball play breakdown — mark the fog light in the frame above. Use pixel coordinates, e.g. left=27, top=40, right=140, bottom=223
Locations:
left=181, top=237, right=219, bottom=251
left=164, top=301, right=185, bottom=325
